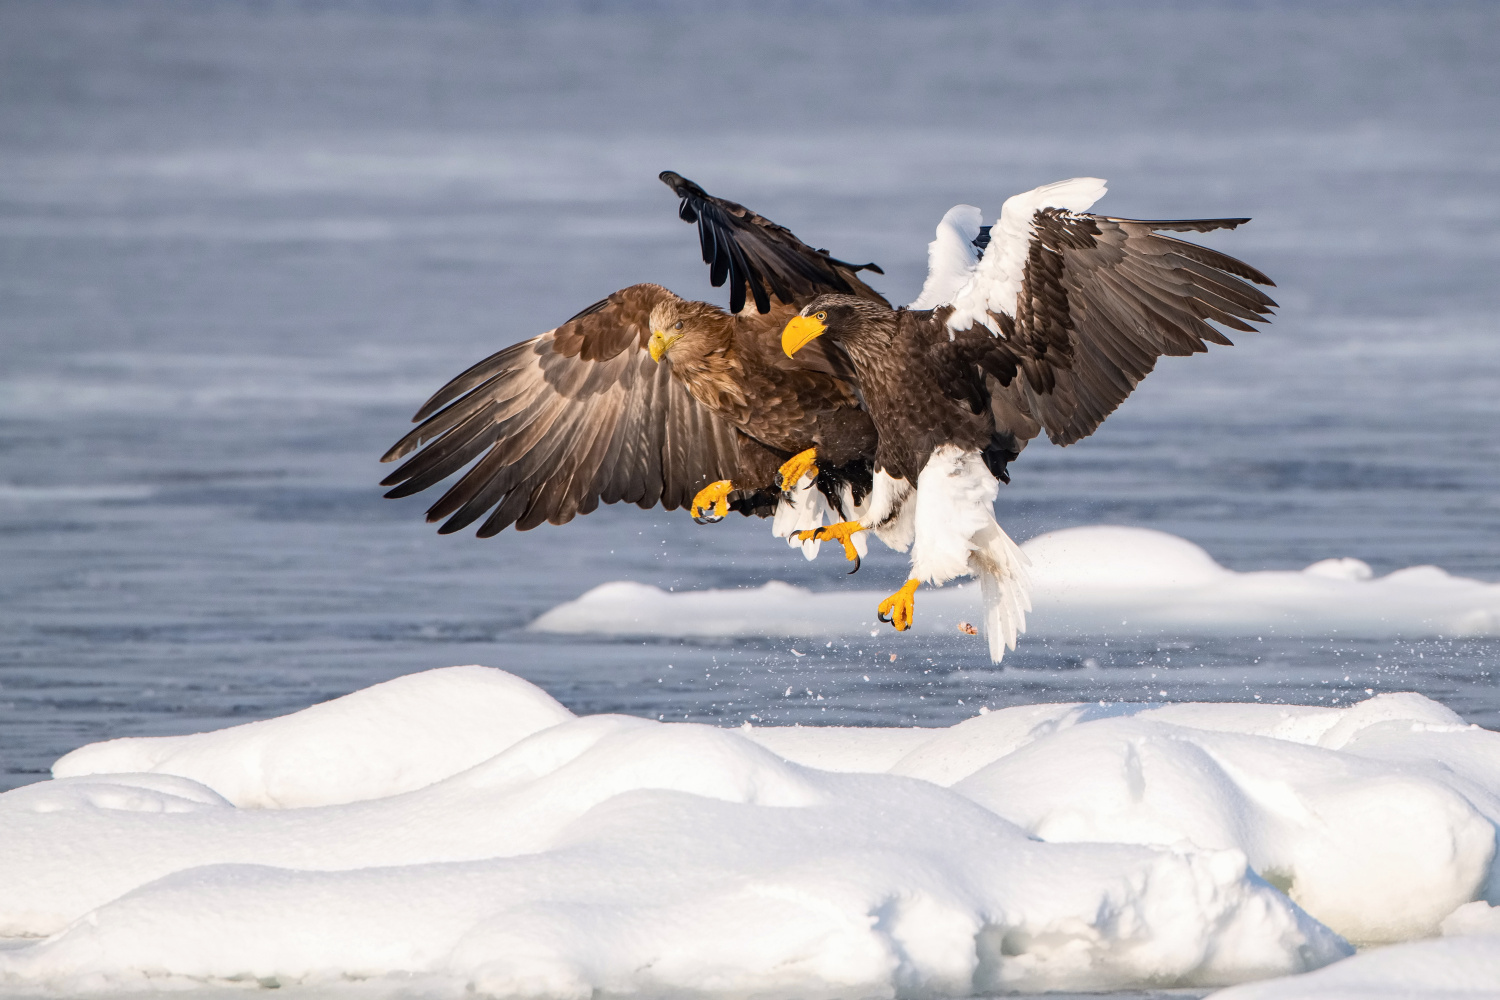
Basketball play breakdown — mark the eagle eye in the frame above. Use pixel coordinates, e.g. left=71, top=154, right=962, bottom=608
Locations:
left=674, top=320, right=683, bottom=330
left=815, top=311, right=827, bottom=321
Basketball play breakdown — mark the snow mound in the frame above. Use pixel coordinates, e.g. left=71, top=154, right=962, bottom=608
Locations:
left=530, top=525, right=1500, bottom=640
left=7, top=666, right=1500, bottom=995
left=1207, top=934, right=1500, bottom=998
left=52, top=665, right=574, bottom=808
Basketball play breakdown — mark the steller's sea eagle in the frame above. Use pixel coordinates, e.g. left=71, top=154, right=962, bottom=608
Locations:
left=379, top=172, right=886, bottom=555
left=781, top=178, right=1277, bottom=661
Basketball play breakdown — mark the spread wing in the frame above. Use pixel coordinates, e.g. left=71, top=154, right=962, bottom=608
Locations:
left=380, top=283, right=741, bottom=535
left=925, top=179, right=1277, bottom=448
left=660, top=170, right=888, bottom=315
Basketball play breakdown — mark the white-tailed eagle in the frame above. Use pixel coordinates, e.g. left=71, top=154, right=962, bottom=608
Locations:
left=380, top=172, right=887, bottom=560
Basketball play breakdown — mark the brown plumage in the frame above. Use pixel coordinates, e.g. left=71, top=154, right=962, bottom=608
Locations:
left=379, top=174, right=887, bottom=536
left=985, top=211, right=1277, bottom=449
left=792, top=210, right=1277, bottom=483
left=777, top=196, right=1277, bottom=660
left=660, top=171, right=884, bottom=315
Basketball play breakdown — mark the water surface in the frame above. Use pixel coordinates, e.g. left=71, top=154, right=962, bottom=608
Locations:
left=2, top=0, right=1499, bottom=789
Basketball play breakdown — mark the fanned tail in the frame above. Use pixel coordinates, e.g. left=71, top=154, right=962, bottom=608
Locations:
left=969, top=522, right=1032, bottom=662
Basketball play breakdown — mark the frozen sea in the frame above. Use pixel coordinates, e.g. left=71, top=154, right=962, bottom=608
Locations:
left=3, top=0, right=1500, bottom=794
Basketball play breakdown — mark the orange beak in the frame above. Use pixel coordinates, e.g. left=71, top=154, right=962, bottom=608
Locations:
left=781, top=314, right=826, bottom=357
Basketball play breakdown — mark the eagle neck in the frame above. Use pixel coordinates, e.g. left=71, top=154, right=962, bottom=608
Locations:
left=673, top=327, right=749, bottom=419
left=838, top=310, right=991, bottom=483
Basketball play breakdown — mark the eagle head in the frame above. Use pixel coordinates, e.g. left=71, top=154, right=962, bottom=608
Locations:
left=648, top=298, right=729, bottom=363
left=782, top=295, right=874, bottom=357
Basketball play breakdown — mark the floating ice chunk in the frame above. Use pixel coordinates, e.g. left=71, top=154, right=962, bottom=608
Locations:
left=52, top=665, right=574, bottom=808
left=1024, top=523, right=1230, bottom=588
left=1302, top=557, right=1374, bottom=582
left=529, top=525, right=1500, bottom=640
left=529, top=578, right=859, bottom=638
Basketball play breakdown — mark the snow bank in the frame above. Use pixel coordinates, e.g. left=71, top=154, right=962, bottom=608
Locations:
left=1207, top=906, right=1500, bottom=998
left=529, top=525, right=1500, bottom=640
left=7, top=666, right=1500, bottom=995
left=50, top=665, right=574, bottom=808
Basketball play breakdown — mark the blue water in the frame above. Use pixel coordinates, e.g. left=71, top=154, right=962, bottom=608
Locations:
left=2, top=0, right=1499, bottom=790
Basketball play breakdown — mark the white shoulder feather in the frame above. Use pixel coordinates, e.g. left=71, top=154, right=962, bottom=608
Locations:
left=908, top=204, right=983, bottom=310
left=940, top=177, right=1108, bottom=335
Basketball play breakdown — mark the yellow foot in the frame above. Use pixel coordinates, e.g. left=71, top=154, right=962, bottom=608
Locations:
left=794, top=520, right=867, bottom=573
left=690, top=480, right=733, bottom=523
left=776, top=448, right=819, bottom=493
left=877, top=579, right=921, bottom=631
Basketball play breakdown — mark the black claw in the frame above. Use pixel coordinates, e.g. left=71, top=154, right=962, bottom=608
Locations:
left=877, top=607, right=893, bottom=624
left=693, top=512, right=724, bottom=525
left=847, top=552, right=860, bottom=575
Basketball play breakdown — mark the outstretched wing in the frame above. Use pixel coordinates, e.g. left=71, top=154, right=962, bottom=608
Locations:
left=926, top=179, right=1277, bottom=448
left=660, top=170, right=888, bottom=315
left=380, top=283, right=741, bottom=535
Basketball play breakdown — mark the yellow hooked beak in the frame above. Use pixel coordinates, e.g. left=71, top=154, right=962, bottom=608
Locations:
left=782, top=313, right=826, bottom=357
left=648, top=329, right=682, bottom=363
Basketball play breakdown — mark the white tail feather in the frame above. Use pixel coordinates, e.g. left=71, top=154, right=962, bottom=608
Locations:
left=909, top=445, right=1033, bottom=662
left=771, top=474, right=826, bottom=560
left=970, top=523, right=1032, bottom=662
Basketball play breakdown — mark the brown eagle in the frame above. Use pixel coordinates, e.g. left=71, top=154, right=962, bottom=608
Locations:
left=379, top=172, right=885, bottom=554
left=780, top=178, right=1278, bottom=660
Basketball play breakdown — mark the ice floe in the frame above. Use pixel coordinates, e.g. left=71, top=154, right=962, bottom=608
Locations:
left=529, top=524, right=1500, bottom=641
left=4, top=666, right=1500, bottom=995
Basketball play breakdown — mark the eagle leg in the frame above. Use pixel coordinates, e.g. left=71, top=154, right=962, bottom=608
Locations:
left=775, top=448, right=820, bottom=497
left=794, top=521, right=867, bottom=574
left=690, top=480, right=734, bottom=524
left=877, top=579, right=921, bottom=631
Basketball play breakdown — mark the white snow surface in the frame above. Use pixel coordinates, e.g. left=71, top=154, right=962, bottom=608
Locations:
left=51, top=665, right=574, bottom=808
left=1202, top=902, right=1500, bottom=998
left=1207, top=937, right=1500, bottom=999
left=6, top=667, right=1500, bottom=995
left=529, top=524, right=1500, bottom=640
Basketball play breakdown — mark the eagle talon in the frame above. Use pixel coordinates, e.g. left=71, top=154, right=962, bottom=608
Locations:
left=775, top=448, right=819, bottom=494
left=690, top=480, right=734, bottom=524
left=876, top=579, right=920, bottom=632
left=794, top=521, right=866, bottom=573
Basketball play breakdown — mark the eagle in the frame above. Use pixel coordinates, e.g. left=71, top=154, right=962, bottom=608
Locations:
left=379, top=172, right=887, bottom=557
left=780, top=178, right=1277, bottom=660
